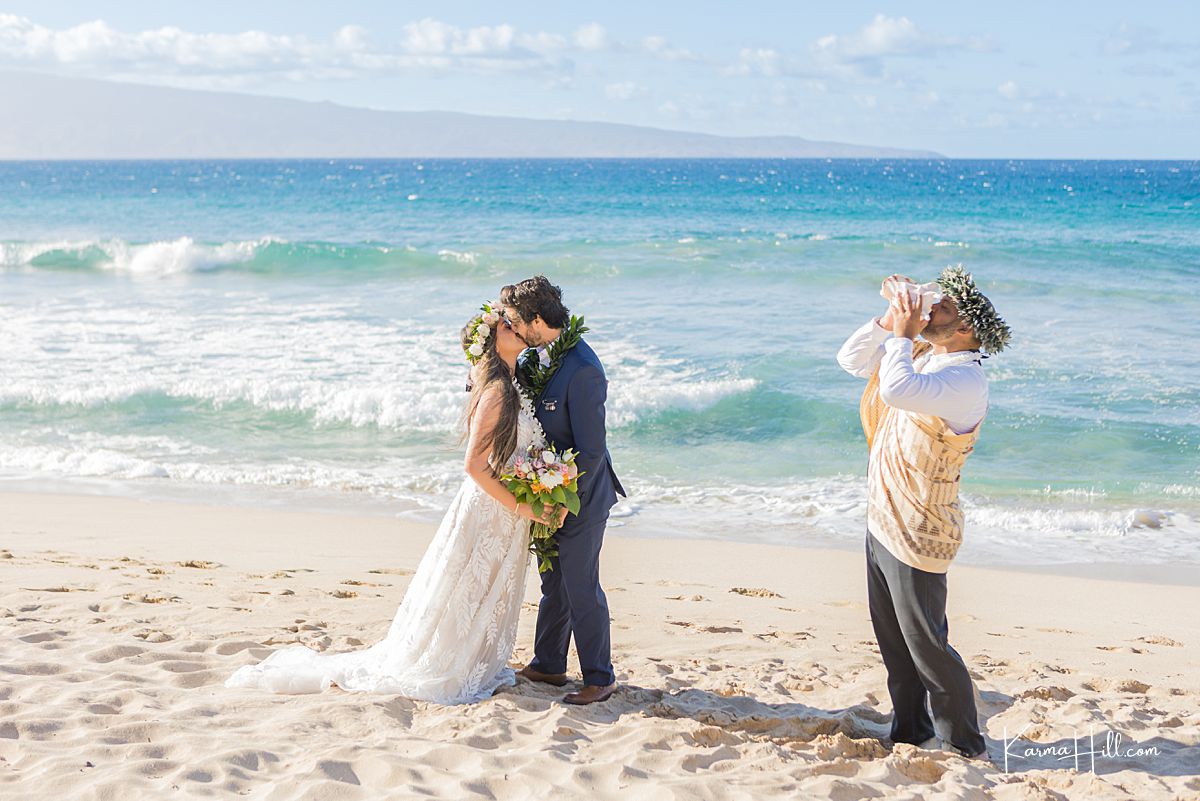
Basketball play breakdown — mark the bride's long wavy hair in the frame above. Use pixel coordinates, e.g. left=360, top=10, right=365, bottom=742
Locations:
left=460, top=320, right=521, bottom=477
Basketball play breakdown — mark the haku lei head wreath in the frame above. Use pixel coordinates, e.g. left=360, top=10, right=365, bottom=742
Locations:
left=463, top=300, right=503, bottom=365
left=937, top=265, right=1012, bottom=355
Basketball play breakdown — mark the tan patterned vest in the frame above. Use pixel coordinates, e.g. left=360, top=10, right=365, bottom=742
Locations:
left=860, top=341, right=983, bottom=573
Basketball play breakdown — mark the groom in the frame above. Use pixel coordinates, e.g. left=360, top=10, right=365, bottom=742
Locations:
left=500, top=275, right=625, bottom=705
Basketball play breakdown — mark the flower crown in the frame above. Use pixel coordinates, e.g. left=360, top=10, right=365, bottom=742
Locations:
left=937, top=264, right=1012, bottom=355
left=463, top=301, right=503, bottom=365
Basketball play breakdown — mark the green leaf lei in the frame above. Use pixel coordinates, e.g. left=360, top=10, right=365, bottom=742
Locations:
left=516, top=315, right=589, bottom=399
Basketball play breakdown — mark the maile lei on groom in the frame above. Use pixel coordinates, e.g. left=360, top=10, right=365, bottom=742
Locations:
left=516, top=315, right=588, bottom=400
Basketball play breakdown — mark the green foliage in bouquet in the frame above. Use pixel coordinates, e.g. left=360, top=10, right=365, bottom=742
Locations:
left=501, top=444, right=585, bottom=573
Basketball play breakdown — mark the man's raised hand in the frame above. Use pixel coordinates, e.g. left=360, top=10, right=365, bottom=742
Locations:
left=890, top=285, right=928, bottom=341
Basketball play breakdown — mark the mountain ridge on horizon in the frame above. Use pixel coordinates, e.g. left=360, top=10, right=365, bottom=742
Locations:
left=0, top=69, right=943, bottom=160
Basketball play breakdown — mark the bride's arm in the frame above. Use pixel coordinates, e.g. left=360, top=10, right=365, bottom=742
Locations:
left=464, top=387, right=546, bottom=522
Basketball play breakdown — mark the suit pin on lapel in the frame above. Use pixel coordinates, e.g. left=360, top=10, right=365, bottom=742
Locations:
left=542, top=399, right=557, bottom=411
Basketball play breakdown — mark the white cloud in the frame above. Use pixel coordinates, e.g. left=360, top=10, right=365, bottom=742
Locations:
left=573, top=22, right=607, bottom=51
left=0, top=15, right=318, bottom=72
left=728, top=47, right=781, bottom=77
left=998, top=80, right=1019, bottom=99
left=604, top=81, right=645, bottom=100
left=333, top=25, right=368, bottom=52
left=641, top=35, right=695, bottom=62
left=811, top=14, right=992, bottom=79
left=0, top=13, right=598, bottom=81
left=400, top=18, right=515, bottom=56
left=815, top=15, right=926, bottom=60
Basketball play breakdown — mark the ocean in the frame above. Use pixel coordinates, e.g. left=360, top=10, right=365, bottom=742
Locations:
left=1, top=158, right=1197, bottom=566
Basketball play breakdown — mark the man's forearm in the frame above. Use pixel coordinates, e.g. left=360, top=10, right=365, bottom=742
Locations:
left=837, top=317, right=892, bottom=378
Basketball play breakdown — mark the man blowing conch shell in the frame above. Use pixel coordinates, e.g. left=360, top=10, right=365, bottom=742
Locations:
left=837, top=265, right=1012, bottom=759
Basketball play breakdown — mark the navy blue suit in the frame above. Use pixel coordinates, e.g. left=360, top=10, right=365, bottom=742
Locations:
left=527, top=339, right=624, bottom=687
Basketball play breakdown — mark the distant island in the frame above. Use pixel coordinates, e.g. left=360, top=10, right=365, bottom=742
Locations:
left=0, top=70, right=941, bottom=160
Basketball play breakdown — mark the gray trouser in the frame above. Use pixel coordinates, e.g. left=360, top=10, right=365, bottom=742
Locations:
left=865, top=531, right=986, bottom=756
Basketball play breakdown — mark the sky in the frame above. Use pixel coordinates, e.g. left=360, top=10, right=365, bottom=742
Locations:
left=1, top=1, right=1197, bottom=158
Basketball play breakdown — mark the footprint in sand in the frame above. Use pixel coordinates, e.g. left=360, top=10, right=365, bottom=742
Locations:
left=367, top=568, right=413, bottom=576
left=122, top=593, right=179, bottom=604
left=1083, top=677, right=1151, bottom=694
left=330, top=589, right=358, bottom=599
left=687, top=726, right=742, bottom=748
left=973, top=654, right=1009, bottom=668
left=681, top=746, right=740, bottom=772
left=86, top=644, right=146, bottom=664
left=667, top=595, right=708, bottom=602
left=812, top=732, right=888, bottom=761
left=1015, top=685, right=1075, bottom=702
left=730, top=587, right=782, bottom=599
left=19, top=586, right=94, bottom=593
left=17, top=630, right=69, bottom=644
left=888, top=744, right=949, bottom=783
left=1136, top=634, right=1182, bottom=647
left=177, top=560, right=220, bottom=569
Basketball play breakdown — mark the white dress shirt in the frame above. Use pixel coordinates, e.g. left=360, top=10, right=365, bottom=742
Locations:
left=535, top=333, right=560, bottom=368
left=836, top=318, right=988, bottom=435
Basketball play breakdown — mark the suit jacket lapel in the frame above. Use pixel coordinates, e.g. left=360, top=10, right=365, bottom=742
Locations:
left=538, top=355, right=570, bottom=403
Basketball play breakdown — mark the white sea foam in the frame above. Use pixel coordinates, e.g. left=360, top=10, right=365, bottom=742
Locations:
left=0, top=237, right=280, bottom=276
left=0, top=440, right=460, bottom=508
left=619, top=478, right=1199, bottom=566
left=0, top=304, right=755, bottom=433
left=437, top=249, right=478, bottom=264
left=1, top=443, right=170, bottom=480
left=600, top=339, right=757, bottom=427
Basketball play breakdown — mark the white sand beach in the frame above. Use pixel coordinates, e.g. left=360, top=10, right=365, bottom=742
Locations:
left=3, top=490, right=1198, bottom=800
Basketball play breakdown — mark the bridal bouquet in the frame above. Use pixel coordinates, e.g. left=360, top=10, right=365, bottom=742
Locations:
left=502, top=444, right=583, bottom=573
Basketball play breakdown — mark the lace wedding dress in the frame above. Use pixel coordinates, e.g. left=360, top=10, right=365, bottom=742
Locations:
left=226, top=385, right=544, bottom=704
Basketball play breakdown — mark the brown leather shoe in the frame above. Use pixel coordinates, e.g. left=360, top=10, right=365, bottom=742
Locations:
left=516, top=666, right=569, bottom=687
left=563, top=683, right=617, bottom=705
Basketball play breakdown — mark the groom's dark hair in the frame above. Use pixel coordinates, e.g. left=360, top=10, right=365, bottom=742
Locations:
left=500, top=276, right=570, bottom=328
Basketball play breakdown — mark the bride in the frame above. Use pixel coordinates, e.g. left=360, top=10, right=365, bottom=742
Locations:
left=226, top=304, right=553, bottom=704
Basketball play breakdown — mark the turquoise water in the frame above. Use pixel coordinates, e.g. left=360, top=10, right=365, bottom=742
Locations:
left=2, top=159, right=1198, bottom=564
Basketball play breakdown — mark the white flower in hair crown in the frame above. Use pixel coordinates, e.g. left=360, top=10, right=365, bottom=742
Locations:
left=464, top=300, right=503, bottom=364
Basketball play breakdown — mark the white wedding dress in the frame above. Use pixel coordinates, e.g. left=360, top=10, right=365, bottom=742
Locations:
left=226, top=386, right=544, bottom=704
